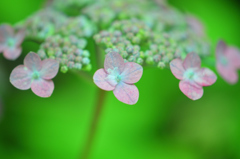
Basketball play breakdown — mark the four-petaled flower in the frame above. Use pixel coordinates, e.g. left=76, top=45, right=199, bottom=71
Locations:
left=10, top=52, right=59, bottom=97
left=170, top=52, right=217, bottom=100
left=93, top=52, right=143, bottom=105
left=0, top=24, right=25, bottom=60
left=216, top=40, right=240, bottom=84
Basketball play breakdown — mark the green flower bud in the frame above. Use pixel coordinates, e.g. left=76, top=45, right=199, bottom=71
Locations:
left=61, top=66, right=68, bottom=73
left=157, top=62, right=166, bottom=69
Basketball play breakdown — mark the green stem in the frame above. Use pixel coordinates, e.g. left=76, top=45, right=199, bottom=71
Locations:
left=95, top=44, right=104, bottom=68
left=80, top=44, right=106, bottom=159
left=72, top=70, right=93, bottom=85
left=24, top=37, right=43, bottom=44
left=80, top=89, right=106, bottom=159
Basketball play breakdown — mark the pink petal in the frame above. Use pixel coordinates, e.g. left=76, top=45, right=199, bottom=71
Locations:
left=0, top=44, right=6, bottom=52
left=226, top=47, right=240, bottom=68
left=24, top=52, right=42, bottom=71
left=186, top=15, right=204, bottom=36
left=183, top=53, right=201, bottom=69
left=0, top=24, right=14, bottom=38
left=113, top=82, right=139, bottom=105
left=104, top=52, right=125, bottom=74
left=170, top=59, right=185, bottom=80
left=216, top=40, right=227, bottom=58
left=217, top=63, right=238, bottom=84
left=195, top=68, right=217, bottom=86
left=10, top=65, right=32, bottom=90
left=179, top=80, right=203, bottom=100
left=3, top=47, right=22, bottom=60
left=15, top=30, right=25, bottom=46
left=121, top=62, right=143, bottom=84
left=40, top=59, right=59, bottom=80
left=31, top=79, right=54, bottom=98
left=93, top=69, right=115, bottom=91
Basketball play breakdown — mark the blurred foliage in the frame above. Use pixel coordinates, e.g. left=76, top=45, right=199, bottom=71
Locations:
left=0, top=0, right=240, bottom=159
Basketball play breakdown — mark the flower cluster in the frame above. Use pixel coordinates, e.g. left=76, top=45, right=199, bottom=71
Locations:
left=94, top=19, right=151, bottom=64
left=143, top=6, right=186, bottom=32
left=16, top=13, right=96, bottom=73
left=142, top=6, right=210, bottom=68
left=37, top=34, right=91, bottom=73
left=91, top=0, right=211, bottom=71
left=0, top=0, right=239, bottom=102
left=15, top=9, right=67, bottom=40
left=55, top=16, right=96, bottom=38
left=186, top=15, right=205, bottom=37
left=144, top=30, right=210, bottom=69
left=83, top=0, right=152, bottom=28
left=94, top=17, right=210, bottom=69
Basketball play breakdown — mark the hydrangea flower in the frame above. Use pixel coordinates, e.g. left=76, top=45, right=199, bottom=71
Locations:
left=93, top=52, right=143, bottom=105
left=170, top=53, right=217, bottom=100
left=10, top=52, right=59, bottom=97
left=0, top=24, right=25, bottom=60
left=216, top=40, right=240, bottom=84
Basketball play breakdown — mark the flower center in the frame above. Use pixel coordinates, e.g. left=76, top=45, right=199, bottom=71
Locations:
left=106, top=67, right=121, bottom=86
left=116, top=74, right=122, bottom=83
left=7, top=38, right=16, bottom=47
left=184, top=69, right=197, bottom=80
left=220, top=56, right=228, bottom=66
left=32, top=71, right=40, bottom=80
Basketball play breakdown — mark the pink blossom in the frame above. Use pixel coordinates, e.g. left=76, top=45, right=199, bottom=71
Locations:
left=0, top=24, right=25, bottom=60
left=216, top=40, right=240, bottom=84
left=93, top=52, right=143, bottom=105
left=10, top=52, right=59, bottom=98
left=170, top=53, right=217, bottom=100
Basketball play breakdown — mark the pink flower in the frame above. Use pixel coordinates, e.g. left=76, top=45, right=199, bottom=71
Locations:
left=93, top=52, right=143, bottom=105
left=0, top=24, right=25, bottom=60
left=10, top=52, right=59, bottom=98
left=170, top=53, right=217, bottom=100
left=216, top=40, right=240, bottom=84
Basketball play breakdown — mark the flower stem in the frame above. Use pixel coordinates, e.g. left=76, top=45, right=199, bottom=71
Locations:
left=24, top=37, right=43, bottom=44
left=80, top=44, right=106, bottom=159
left=80, top=89, right=106, bottom=159
left=72, top=70, right=93, bottom=85
left=95, top=43, right=104, bottom=68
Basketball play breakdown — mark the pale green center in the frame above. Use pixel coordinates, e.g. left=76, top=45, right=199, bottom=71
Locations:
left=7, top=38, right=16, bottom=47
left=220, top=56, right=228, bottom=66
left=106, top=67, right=121, bottom=86
left=184, top=68, right=197, bottom=80
left=116, top=74, right=122, bottom=83
left=32, top=71, right=40, bottom=80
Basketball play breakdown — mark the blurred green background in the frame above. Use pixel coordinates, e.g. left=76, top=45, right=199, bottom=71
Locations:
left=0, top=0, right=240, bottom=159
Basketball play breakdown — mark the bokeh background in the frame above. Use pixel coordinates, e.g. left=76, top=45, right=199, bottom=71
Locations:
left=0, top=0, right=240, bottom=159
